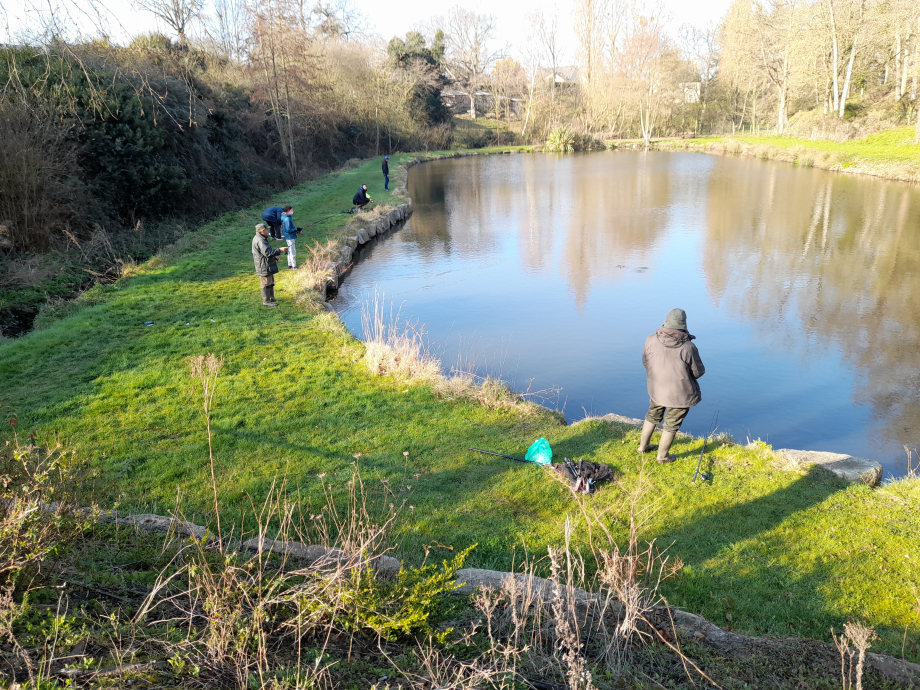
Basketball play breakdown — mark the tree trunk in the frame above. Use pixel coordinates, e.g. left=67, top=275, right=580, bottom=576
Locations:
left=899, top=32, right=912, bottom=100
left=838, top=0, right=864, bottom=119
left=521, top=71, right=536, bottom=141
left=914, top=18, right=920, bottom=101
left=839, top=34, right=859, bottom=118
left=828, top=0, right=839, bottom=113
left=895, top=34, right=902, bottom=100
left=777, top=84, right=787, bottom=133
left=912, top=23, right=919, bottom=100
left=469, top=91, right=476, bottom=119
left=752, top=93, right=757, bottom=134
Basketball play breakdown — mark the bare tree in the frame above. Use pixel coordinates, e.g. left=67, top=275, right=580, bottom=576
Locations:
left=310, top=0, right=367, bottom=40
left=679, top=22, right=720, bottom=132
left=133, top=0, right=202, bottom=44
left=442, top=7, right=503, bottom=118
left=210, top=0, right=248, bottom=60
left=575, top=0, right=608, bottom=84
left=491, top=57, right=525, bottom=119
left=618, top=14, right=676, bottom=146
left=529, top=7, right=563, bottom=102
left=607, top=0, right=634, bottom=65
left=721, top=0, right=813, bottom=133
left=250, top=0, right=303, bottom=180
left=819, top=0, right=869, bottom=118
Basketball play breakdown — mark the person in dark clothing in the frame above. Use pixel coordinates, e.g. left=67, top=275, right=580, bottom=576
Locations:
left=382, top=156, right=390, bottom=190
left=252, top=223, right=287, bottom=307
left=352, top=184, right=372, bottom=211
left=262, top=205, right=291, bottom=240
left=637, top=308, right=705, bottom=463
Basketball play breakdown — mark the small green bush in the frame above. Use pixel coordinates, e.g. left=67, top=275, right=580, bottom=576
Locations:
left=545, top=127, right=600, bottom=152
left=333, top=545, right=474, bottom=641
left=545, top=126, right=577, bottom=152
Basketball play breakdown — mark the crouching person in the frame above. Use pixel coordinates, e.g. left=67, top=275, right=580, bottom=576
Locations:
left=252, top=223, right=287, bottom=307
left=638, top=308, right=705, bottom=463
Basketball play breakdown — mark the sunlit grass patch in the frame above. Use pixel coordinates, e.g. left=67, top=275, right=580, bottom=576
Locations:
left=1, top=151, right=919, bottom=662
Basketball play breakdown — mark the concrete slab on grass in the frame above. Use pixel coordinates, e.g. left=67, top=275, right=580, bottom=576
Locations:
left=775, top=449, right=883, bottom=486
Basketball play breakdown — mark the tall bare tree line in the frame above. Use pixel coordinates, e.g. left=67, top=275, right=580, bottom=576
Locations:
left=503, top=0, right=919, bottom=143
left=720, top=0, right=919, bottom=134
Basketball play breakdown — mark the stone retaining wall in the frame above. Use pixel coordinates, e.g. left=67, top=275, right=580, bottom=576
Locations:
left=579, top=413, right=884, bottom=486
left=329, top=150, right=532, bottom=288
left=109, top=508, right=920, bottom=685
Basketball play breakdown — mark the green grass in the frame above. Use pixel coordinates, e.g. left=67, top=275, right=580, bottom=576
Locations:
left=704, top=126, right=919, bottom=161
left=659, top=126, right=920, bottom=182
left=1, top=153, right=919, bottom=659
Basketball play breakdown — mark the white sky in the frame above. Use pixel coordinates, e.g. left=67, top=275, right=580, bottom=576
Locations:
left=3, top=0, right=732, bottom=61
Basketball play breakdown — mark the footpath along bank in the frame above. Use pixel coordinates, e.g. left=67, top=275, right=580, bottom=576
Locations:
left=0, top=152, right=918, bottom=664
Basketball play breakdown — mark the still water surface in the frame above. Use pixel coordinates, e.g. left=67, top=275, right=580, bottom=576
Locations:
left=333, top=151, right=920, bottom=479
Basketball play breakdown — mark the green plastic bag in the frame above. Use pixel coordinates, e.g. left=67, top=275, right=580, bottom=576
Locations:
left=524, top=438, right=553, bottom=465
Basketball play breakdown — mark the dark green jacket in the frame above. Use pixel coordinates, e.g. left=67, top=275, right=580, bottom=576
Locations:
left=252, top=233, right=281, bottom=276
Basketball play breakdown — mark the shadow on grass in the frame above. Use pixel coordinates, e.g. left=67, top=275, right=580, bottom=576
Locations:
left=655, top=466, right=855, bottom=637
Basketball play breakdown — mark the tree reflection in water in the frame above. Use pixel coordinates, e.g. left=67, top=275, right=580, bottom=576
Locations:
left=704, top=157, right=920, bottom=469
left=337, top=152, right=920, bottom=477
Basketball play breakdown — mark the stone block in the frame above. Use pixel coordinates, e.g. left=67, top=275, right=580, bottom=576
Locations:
left=775, top=449, right=883, bottom=486
left=116, top=514, right=210, bottom=539
left=242, top=537, right=401, bottom=578
left=454, top=568, right=592, bottom=601
left=356, top=228, right=369, bottom=244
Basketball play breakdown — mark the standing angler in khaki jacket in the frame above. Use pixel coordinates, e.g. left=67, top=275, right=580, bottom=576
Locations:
left=637, top=308, right=705, bottom=463
left=252, top=223, right=287, bottom=307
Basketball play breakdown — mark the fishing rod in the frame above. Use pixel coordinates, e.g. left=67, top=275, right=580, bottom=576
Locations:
left=468, top=447, right=530, bottom=463
left=692, top=410, right=720, bottom=485
left=302, top=211, right=347, bottom=228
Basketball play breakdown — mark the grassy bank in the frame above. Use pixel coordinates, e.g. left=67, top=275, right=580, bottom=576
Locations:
left=656, top=127, right=920, bottom=184
left=1, top=152, right=919, bottom=663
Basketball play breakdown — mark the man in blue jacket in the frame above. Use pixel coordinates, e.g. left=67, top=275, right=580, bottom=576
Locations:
left=262, top=205, right=289, bottom=240
left=281, top=206, right=302, bottom=269
left=382, top=156, right=390, bottom=190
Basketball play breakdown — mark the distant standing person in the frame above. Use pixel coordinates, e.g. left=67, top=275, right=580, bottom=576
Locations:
left=252, top=223, right=287, bottom=307
left=637, top=308, right=705, bottom=463
left=281, top=206, right=302, bottom=269
left=262, top=205, right=290, bottom=240
left=352, top=184, right=372, bottom=211
left=382, top=156, right=390, bottom=190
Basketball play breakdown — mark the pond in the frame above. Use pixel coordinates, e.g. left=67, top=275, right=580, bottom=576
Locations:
left=333, top=151, right=920, bottom=479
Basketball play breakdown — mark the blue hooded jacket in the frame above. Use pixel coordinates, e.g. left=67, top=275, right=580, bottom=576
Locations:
left=262, top=206, right=284, bottom=224
left=281, top=214, right=299, bottom=240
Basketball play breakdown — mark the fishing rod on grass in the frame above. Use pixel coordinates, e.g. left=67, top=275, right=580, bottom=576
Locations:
left=468, top=438, right=553, bottom=466
left=692, top=409, right=720, bottom=485
left=301, top=211, right=349, bottom=228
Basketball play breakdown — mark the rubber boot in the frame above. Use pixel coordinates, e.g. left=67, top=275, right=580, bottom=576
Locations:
left=656, top=431, right=677, bottom=463
left=637, top=420, right=658, bottom=454
left=269, top=286, right=278, bottom=303
left=261, top=287, right=276, bottom=307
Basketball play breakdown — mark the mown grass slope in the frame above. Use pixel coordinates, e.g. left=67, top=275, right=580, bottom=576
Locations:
left=1, top=153, right=919, bottom=659
left=659, top=126, right=920, bottom=183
